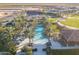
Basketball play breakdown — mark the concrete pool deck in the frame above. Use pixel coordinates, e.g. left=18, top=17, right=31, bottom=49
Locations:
left=50, top=38, right=79, bottom=49
left=32, top=44, right=47, bottom=55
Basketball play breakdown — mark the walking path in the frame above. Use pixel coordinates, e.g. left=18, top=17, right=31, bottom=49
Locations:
left=57, top=22, right=79, bottom=30
left=33, top=44, right=47, bottom=55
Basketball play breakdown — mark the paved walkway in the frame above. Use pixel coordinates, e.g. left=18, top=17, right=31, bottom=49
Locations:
left=33, top=44, right=46, bottom=55
left=32, top=38, right=48, bottom=55
left=57, top=22, right=79, bottom=30
left=50, top=38, right=79, bottom=49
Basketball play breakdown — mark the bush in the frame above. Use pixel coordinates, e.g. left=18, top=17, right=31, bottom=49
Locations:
left=26, top=48, right=32, bottom=55
left=23, top=47, right=32, bottom=55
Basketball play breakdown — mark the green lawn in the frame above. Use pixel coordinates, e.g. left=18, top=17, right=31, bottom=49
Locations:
left=60, top=16, right=79, bottom=28
left=47, top=18, right=59, bottom=32
left=47, top=18, right=58, bottom=23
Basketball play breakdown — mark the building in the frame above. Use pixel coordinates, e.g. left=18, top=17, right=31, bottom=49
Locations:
left=60, top=30, right=79, bottom=45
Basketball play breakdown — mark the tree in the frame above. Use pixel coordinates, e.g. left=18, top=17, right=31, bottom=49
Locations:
left=5, top=27, right=17, bottom=54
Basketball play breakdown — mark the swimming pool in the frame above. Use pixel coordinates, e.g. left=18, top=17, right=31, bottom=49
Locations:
left=32, top=23, right=48, bottom=55
left=33, top=23, right=48, bottom=44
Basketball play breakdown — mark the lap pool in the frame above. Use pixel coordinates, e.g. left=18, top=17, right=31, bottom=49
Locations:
left=33, top=23, right=48, bottom=44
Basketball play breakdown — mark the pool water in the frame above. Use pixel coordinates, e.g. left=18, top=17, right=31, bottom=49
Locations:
left=33, top=23, right=48, bottom=55
left=33, top=23, right=48, bottom=44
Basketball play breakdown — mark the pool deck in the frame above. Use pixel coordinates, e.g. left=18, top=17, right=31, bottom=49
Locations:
left=32, top=35, right=48, bottom=55
left=50, top=38, right=79, bottom=49
left=32, top=43, right=47, bottom=55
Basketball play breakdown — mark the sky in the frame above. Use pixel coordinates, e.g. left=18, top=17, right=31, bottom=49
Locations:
left=0, top=0, right=79, bottom=3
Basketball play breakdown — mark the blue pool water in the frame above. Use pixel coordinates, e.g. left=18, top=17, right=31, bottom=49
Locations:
left=33, top=23, right=48, bottom=44
left=33, top=23, right=48, bottom=55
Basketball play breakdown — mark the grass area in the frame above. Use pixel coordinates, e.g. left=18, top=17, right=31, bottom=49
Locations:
left=47, top=49, right=79, bottom=55
left=60, top=16, right=79, bottom=28
left=47, top=18, right=59, bottom=32
left=47, top=18, right=58, bottom=23
left=49, top=24, right=59, bottom=32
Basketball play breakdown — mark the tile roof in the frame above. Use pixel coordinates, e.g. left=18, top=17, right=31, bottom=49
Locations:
left=61, top=30, right=79, bottom=41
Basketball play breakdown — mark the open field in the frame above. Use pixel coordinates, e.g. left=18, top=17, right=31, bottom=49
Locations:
left=60, top=16, right=79, bottom=28
left=47, top=18, right=58, bottom=23
left=0, top=3, right=79, bottom=8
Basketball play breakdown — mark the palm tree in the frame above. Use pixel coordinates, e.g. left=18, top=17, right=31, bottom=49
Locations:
left=5, top=27, right=17, bottom=54
left=0, top=27, right=8, bottom=51
left=27, top=27, right=34, bottom=47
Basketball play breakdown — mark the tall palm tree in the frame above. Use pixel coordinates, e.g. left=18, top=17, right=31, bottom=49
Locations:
left=5, top=27, right=17, bottom=54
left=27, top=27, right=34, bottom=46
